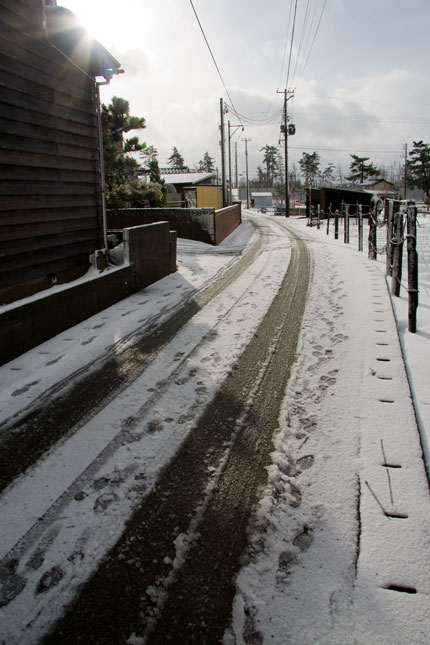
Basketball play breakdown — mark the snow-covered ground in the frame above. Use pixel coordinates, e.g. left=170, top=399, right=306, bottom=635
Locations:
left=0, top=210, right=429, bottom=643
left=0, top=216, right=292, bottom=641
left=0, top=221, right=257, bottom=427
left=227, top=212, right=430, bottom=645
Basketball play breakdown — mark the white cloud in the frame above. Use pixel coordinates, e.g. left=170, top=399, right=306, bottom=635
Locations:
left=60, top=0, right=430, bottom=178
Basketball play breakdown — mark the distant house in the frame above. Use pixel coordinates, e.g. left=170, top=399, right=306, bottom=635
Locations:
left=251, top=192, right=273, bottom=208
left=361, top=179, right=399, bottom=199
left=159, top=168, right=222, bottom=209
left=0, top=0, right=122, bottom=304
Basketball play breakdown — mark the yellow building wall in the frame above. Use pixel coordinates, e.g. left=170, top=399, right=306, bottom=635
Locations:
left=196, top=185, right=223, bottom=209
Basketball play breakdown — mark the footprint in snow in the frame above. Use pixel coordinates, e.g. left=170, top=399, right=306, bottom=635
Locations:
left=278, top=549, right=298, bottom=574
left=289, top=483, right=302, bottom=508
left=45, top=354, right=64, bottom=366
left=0, top=560, right=27, bottom=607
left=11, top=380, right=40, bottom=396
left=81, top=336, right=97, bottom=346
left=94, top=493, right=117, bottom=512
left=293, top=526, right=313, bottom=552
left=36, top=566, right=64, bottom=594
left=297, top=454, right=315, bottom=470
left=27, top=526, right=61, bottom=571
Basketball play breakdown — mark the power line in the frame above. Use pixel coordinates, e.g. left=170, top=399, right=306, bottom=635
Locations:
left=285, top=0, right=298, bottom=89
left=294, top=0, right=321, bottom=87
left=289, top=145, right=402, bottom=154
left=293, top=113, right=430, bottom=124
left=277, top=0, right=294, bottom=91
left=224, top=102, right=283, bottom=125
left=189, top=0, right=243, bottom=125
left=290, top=0, right=313, bottom=87
left=294, top=0, right=327, bottom=89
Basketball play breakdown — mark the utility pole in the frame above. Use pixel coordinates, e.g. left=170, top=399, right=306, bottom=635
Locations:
left=277, top=88, right=294, bottom=217
left=235, top=141, right=238, bottom=190
left=228, top=121, right=232, bottom=205
left=228, top=121, right=243, bottom=205
left=403, top=143, right=408, bottom=199
left=244, top=138, right=251, bottom=209
left=220, top=98, right=227, bottom=207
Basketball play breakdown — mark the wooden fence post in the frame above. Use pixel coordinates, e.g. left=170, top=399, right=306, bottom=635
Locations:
left=358, top=205, right=363, bottom=251
left=407, top=204, right=418, bottom=332
left=344, top=203, right=350, bottom=244
left=385, top=200, right=395, bottom=276
left=317, top=204, right=321, bottom=229
left=391, top=208, right=404, bottom=297
left=326, top=205, right=331, bottom=235
left=368, top=203, right=377, bottom=260
left=334, top=209, right=339, bottom=240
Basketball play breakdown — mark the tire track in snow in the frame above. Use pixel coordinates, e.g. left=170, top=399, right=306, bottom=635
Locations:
left=40, top=222, right=311, bottom=644
left=0, top=217, right=294, bottom=643
left=0, top=220, right=265, bottom=493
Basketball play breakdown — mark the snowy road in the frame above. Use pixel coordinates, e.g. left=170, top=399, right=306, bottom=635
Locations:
left=0, top=215, right=310, bottom=643
left=1, top=211, right=430, bottom=645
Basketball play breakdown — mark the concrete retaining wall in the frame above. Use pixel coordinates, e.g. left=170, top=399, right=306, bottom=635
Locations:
left=108, top=207, right=215, bottom=245
left=0, top=222, right=176, bottom=366
left=107, top=203, right=242, bottom=247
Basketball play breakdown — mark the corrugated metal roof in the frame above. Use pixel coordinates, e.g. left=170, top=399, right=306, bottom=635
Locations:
left=161, top=172, right=215, bottom=185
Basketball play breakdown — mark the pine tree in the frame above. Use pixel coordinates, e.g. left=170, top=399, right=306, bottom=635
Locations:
left=298, top=151, right=320, bottom=186
left=168, top=146, right=185, bottom=169
left=346, top=154, right=379, bottom=184
left=320, top=163, right=336, bottom=186
left=102, top=96, right=145, bottom=150
left=260, top=145, right=280, bottom=187
left=140, top=145, right=159, bottom=168
left=406, top=140, right=430, bottom=199
left=197, top=152, right=215, bottom=172
left=101, top=98, right=146, bottom=204
left=101, top=97, right=166, bottom=208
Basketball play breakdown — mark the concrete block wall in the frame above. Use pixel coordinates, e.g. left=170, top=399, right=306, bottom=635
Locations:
left=124, top=221, right=172, bottom=291
left=108, top=204, right=242, bottom=247
left=0, top=222, right=175, bottom=365
left=108, top=208, right=215, bottom=245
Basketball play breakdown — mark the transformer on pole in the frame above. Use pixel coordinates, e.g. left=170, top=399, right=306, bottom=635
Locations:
left=277, top=89, right=295, bottom=217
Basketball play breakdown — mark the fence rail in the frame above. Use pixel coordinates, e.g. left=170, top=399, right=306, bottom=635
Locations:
left=308, top=199, right=420, bottom=333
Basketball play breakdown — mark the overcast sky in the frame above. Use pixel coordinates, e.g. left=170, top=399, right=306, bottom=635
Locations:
left=59, top=0, right=430, bottom=181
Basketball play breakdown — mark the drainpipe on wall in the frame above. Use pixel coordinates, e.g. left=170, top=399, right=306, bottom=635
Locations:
left=95, top=80, right=109, bottom=250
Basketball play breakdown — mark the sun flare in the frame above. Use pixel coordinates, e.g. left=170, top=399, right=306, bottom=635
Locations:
left=58, top=0, right=144, bottom=52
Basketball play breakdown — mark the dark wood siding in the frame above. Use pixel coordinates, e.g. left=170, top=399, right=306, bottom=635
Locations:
left=0, top=0, right=104, bottom=295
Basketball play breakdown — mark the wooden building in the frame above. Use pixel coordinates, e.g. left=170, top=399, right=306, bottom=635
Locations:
left=0, top=0, right=122, bottom=303
left=361, top=179, right=399, bottom=200
left=251, top=192, right=273, bottom=209
left=310, top=187, right=373, bottom=215
left=159, top=169, right=222, bottom=209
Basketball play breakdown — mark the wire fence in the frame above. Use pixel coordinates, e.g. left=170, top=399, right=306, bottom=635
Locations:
left=308, top=199, right=428, bottom=333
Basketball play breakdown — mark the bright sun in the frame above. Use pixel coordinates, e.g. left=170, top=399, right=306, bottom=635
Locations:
left=58, top=0, right=142, bottom=51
